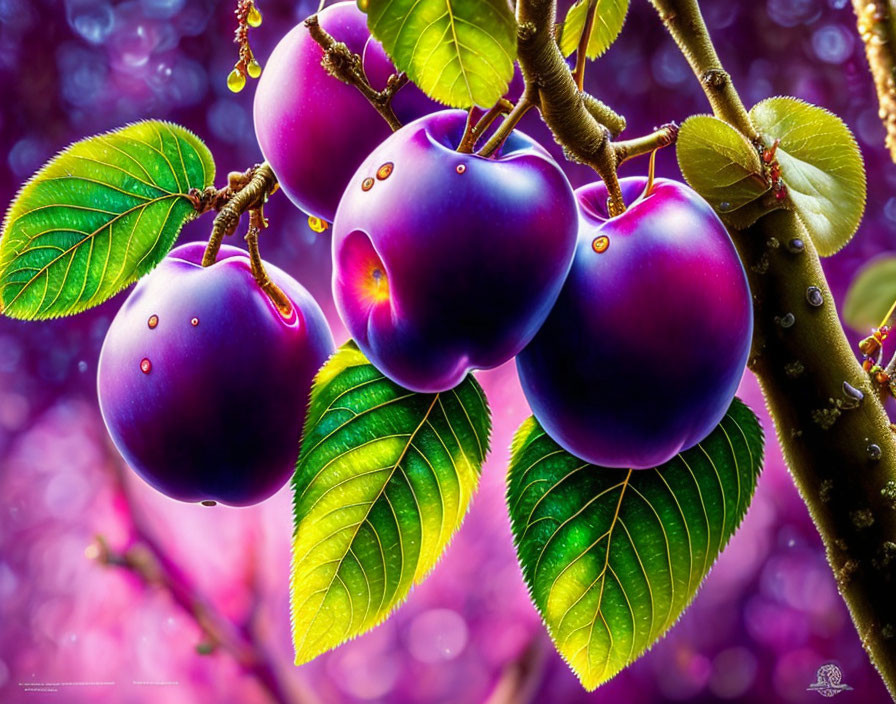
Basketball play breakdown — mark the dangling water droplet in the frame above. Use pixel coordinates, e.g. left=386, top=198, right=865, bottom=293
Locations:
left=592, top=236, right=610, bottom=254
left=361, top=177, right=375, bottom=191
left=806, top=286, right=824, bottom=307
left=227, top=68, right=246, bottom=93
left=247, top=3, right=262, bottom=27
left=868, top=443, right=882, bottom=461
left=200, top=500, right=217, bottom=507
left=456, top=164, right=466, bottom=174
left=376, top=162, right=394, bottom=180
left=247, top=58, right=262, bottom=79
left=191, top=317, right=200, bottom=327
left=787, top=238, right=805, bottom=254
left=148, top=314, right=159, bottom=329
left=140, top=358, right=152, bottom=374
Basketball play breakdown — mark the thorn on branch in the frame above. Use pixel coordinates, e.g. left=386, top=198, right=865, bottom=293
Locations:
left=304, top=14, right=405, bottom=131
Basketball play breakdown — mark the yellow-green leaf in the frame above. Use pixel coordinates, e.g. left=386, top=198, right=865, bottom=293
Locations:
left=676, top=115, right=776, bottom=230
left=365, top=0, right=517, bottom=108
left=559, top=0, right=628, bottom=59
left=0, top=121, right=214, bottom=320
left=507, top=399, right=763, bottom=691
left=843, top=255, right=896, bottom=332
left=291, top=342, right=491, bottom=664
left=750, top=97, right=865, bottom=256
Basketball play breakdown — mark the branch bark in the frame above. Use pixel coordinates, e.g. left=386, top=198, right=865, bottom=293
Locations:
left=517, top=0, right=896, bottom=696
left=854, top=0, right=896, bottom=162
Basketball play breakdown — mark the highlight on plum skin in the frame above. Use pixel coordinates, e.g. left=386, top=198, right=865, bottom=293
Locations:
left=517, top=177, right=754, bottom=470
left=97, top=243, right=334, bottom=507
left=331, top=109, right=580, bottom=394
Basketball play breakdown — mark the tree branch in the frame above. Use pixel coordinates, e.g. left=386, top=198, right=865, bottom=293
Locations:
left=515, top=0, right=627, bottom=214
left=854, top=0, right=896, bottom=162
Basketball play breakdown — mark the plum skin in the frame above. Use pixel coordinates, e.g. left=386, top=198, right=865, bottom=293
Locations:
left=97, top=243, right=334, bottom=506
left=254, top=1, right=432, bottom=223
left=332, top=109, right=579, bottom=393
left=517, top=177, right=753, bottom=469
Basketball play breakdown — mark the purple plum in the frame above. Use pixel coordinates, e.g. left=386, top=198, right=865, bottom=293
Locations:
left=332, top=109, right=579, bottom=393
left=97, top=243, right=334, bottom=506
left=517, top=177, right=753, bottom=469
left=254, top=1, right=433, bottom=223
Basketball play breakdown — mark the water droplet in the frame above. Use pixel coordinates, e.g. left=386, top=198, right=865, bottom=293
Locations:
left=140, top=358, right=152, bottom=374
left=78, top=360, right=88, bottom=373
left=719, top=201, right=731, bottom=211
left=776, top=312, right=795, bottom=328
left=787, top=237, right=805, bottom=253
left=226, top=68, right=246, bottom=93
left=246, top=2, right=262, bottom=27
left=592, top=235, right=610, bottom=254
left=246, top=58, right=262, bottom=79
left=806, top=286, right=824, bottom=307
left=868, top=443, right=882, bottom=461
left=191, top=317, right=199, bottom=327
left=148, top=314, right=159, bottom=329
left=200, top=499, right=217, bottom=507
left=362, top=177, right=375, bottom=191
left=308, top=216, right=329, bottom=233
left=376, top=162, right=394, bottom=180
left=372, top=268, right=384, bottom=282
left=843, top=381, right=865, bottom=405
left=456, top=164, right=466, bottom=174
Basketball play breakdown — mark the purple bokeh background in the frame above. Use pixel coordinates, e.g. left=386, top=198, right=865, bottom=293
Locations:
left=1, top=0, right=895, bottom=702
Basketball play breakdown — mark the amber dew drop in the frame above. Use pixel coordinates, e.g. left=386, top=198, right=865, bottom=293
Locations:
left=140, top=358, right=152, bottom=374
left=147, top=315, right=159, bottom=329
left=592, top=236, right=610, bottom=254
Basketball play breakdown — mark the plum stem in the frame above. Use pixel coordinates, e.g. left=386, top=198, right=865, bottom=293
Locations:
left=202, top=162, right=278, bottom=267
left=457, top=99, right=515, bottom=153
left=304, top=15, right=406, bottom=132
left=246, top=209, right=293, bottom=317
left=477, top=91, right=537, bottom=158
left=571, top=0, right=598, bottom=90
left=853, top=1, right=896, bottom=163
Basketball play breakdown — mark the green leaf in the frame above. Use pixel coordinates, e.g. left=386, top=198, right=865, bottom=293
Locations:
left=291, top=341, right=491, bottom=664
left=507, top=399, right=763, bottom=691
left=559, top=0, right=629, bottom=59
left=0, top=120, right=215, bottom=320
left=365, top=0, right=517, bottom=108
left=676, top=115, right=778, bottom=230
left=843, top=256, right=896, bottom=332
left=750, top=97, right=865, bottom=256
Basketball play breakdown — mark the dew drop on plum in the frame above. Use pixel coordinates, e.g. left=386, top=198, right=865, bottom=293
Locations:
left=191, top=317, right=199, bottom=327
left=592, top=236, right=610, bottom=253
left=140, top=358, right=152, bottom=374
left=147, top=314, right=159, bottom=329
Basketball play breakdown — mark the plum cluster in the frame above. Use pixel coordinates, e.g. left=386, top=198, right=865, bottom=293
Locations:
left=98, top=1, right=753, bottom=505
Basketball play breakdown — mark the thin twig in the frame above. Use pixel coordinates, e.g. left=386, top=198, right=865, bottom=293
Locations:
left=458, top=99, right=515, bottom=153
left=614, top=122, right=679, bottom=165
left=304, top=15, right=406, bottom=131
left=478, top=91, right=537, bottom=158
left=572, top=0, right=598, bottom=90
